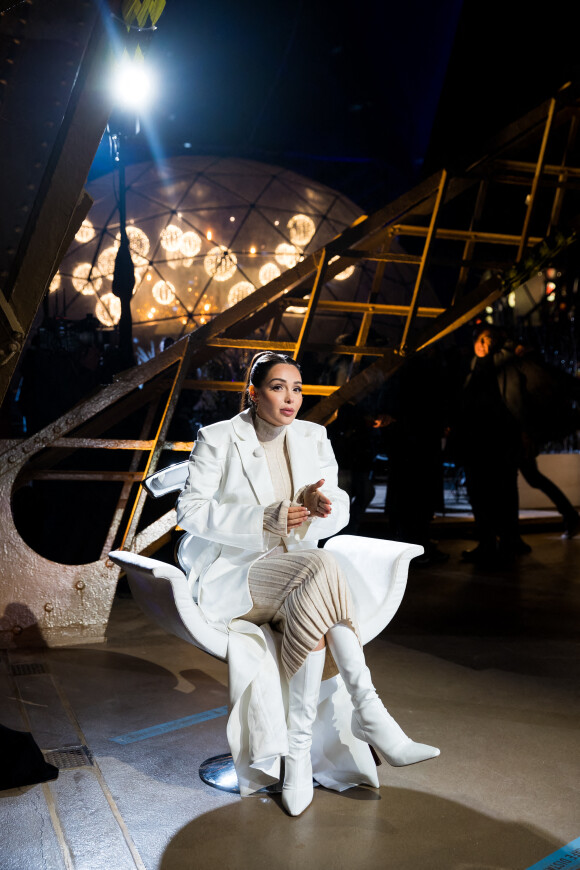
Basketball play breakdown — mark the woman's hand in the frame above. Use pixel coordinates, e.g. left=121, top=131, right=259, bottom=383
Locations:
left=303, top=479, right=332, bottom=518
left=287, top=505, right=311, bottom=529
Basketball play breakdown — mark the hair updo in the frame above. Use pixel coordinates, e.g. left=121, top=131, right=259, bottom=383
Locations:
left=240, top=351, right=302, bottom=412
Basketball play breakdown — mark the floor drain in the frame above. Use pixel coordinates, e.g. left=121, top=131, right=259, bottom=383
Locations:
left=11, top=663, right=47, bottom=676
left=43, top=746, right=94, bottom=769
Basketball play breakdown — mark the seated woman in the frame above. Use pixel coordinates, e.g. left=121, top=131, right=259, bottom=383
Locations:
left=176, top=351, right=439, bottom=816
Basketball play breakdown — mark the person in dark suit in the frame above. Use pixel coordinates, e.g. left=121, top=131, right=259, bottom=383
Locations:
left=455, top=326, right=529, bottom=564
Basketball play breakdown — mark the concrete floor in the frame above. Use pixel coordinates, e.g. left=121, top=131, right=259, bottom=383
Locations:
left=1, top=530, right=579, bottom=870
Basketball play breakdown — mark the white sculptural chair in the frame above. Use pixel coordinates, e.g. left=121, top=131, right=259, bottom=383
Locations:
left=109, top=460, right=423, bottom=792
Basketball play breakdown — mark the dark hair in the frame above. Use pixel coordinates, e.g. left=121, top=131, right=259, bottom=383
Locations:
left=240, top=351, right=302, bottom=412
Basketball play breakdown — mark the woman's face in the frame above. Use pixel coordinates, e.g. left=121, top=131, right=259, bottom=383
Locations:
left=252, top=363, right=303, bottom=426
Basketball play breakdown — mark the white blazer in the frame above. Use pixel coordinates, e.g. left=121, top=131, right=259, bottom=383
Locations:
left=175, top=408, right=378, bottom=796
left=175, top=407, right=351, bottom=632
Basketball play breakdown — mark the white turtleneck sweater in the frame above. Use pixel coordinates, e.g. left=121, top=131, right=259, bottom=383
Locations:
left=254, top=414, right=299, bottom=547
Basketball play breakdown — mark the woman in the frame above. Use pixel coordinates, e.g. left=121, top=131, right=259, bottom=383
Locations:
left=176, top=352, right=439, bottom=815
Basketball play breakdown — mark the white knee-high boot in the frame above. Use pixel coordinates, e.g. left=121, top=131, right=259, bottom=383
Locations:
left=327, top=623, right=440, bottom=767
left=282, top=647, right=326, bottom=816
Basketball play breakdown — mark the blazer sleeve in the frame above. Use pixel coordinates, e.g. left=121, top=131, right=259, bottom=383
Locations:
left=292, top=426, right=350, bottom=543
left=176, top=428, right=268, bottom=552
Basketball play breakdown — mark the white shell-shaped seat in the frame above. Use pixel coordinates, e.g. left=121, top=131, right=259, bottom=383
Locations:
left=323, top=535, right=422, bottom=645
left=108, top=549, right=228, bottom=660
left=109, top=536, right=422, bottom=659
left=112, top=462, right=423, bottom=658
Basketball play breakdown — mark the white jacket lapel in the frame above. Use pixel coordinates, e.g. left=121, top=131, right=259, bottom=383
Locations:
left=286, top=424, right=319, bottom=496
left=232, top=410, right=276, bottom=506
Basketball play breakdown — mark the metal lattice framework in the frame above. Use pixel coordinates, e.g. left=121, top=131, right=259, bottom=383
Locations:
left=2, top=82, right=580, bottom=646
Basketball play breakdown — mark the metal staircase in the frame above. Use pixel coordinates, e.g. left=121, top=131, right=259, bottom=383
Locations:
left=2, top=80, right=580, bottom=646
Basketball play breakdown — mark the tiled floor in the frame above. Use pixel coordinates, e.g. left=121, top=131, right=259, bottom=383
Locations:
left=2, top=530, right=579, bottom=870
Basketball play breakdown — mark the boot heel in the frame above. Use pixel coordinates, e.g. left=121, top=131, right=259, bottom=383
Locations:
left=352, top=709, right=440, bottom=768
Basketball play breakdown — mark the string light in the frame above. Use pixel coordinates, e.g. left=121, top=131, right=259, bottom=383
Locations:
left=49, top=273, right=61, bottom=293
left=160, top=224, right=183, bottom=252
left=72, top=263, right=102, bottom=295
left=259, top=262, right=281, bottom=285
left=95, top=292, right=121, bottom=326
left=115, top=226, right=150, bottom=258
left=204, top=245, right=237, bottom=281
left=60, top=156, right=365, bottom=339
left=288, top=214, right=315, bottom=246
left=227, top=281, right=255, bottom=307
left=152, top=280, right=176, bottom=305
left=75, top=219, right=95, bottom=244
left=179, top=230, right=202, bottom=258
left=97, top=246, right=118, bottom=280
left=329, top=255, right=355, bottom=281
left=275, top=243, right=300, bottom=268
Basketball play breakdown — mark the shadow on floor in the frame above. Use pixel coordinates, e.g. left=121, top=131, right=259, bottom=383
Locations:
left=160, top=785, right=559, bottom=870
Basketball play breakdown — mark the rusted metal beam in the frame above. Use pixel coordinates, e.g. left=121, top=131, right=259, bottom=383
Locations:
left=316, top=300, right=445, bottom=317
left=453, top=179, right=489, bottom=303
left=342, top=250, right=422, bottom=264
left=492, top=159, right=580, bottom=178
left=400, top=170, right=448, bottom=352
left=516, top=97, right=556, bottom=262
left=118, top=337, right=195, bottom=550
left=351, top=254, right=389, bottom=371
left=0, top=7, right=113, bottom=405
left=99, top=396, right=162, bottom=560
left=19, top=470, right=145, bottom=483
left=0, top=339, right=185, bottom=471
left=28, top=438, right=195, bottom=451
left=206, top=338, right=296, bottom=351
left=182, top=380, right=338, bottom=396
left=392, top=225, right=544, bottom=247
left=302, top=351, right=401, bottom=426
left=293, top=249, right=330, bottom=362
left=548, top=114, right=579, bottom=233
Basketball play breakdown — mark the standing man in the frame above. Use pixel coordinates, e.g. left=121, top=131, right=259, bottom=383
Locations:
left=455, top=325, right=529, bottom=564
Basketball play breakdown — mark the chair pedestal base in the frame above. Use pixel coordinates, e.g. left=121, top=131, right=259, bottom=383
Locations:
left=199, top=753, right=321, bottom=795
left=199, top=753, right=241, bottom=793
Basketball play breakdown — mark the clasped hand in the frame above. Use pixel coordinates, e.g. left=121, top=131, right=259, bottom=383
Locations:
left=287, top=479, right=332, bottom=529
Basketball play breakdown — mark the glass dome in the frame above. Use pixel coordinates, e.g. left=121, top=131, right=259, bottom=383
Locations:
left=52, top=156, right=365, bottom=342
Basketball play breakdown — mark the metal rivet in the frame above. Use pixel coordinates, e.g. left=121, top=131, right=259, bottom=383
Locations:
left=75, top=580, right=85, bottom=591
left=12, top=625, right=23, bottom=635
left=44, top=603, right=53, bottom=613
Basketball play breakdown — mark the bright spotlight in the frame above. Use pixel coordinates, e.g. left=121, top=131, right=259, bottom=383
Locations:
left=111, top=57, right=156, bottom=111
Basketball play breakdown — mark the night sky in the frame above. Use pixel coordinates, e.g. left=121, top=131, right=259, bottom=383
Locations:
left=91, top=0, right=463, bottom=209
left=89, top=0, right=580, bottom=212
